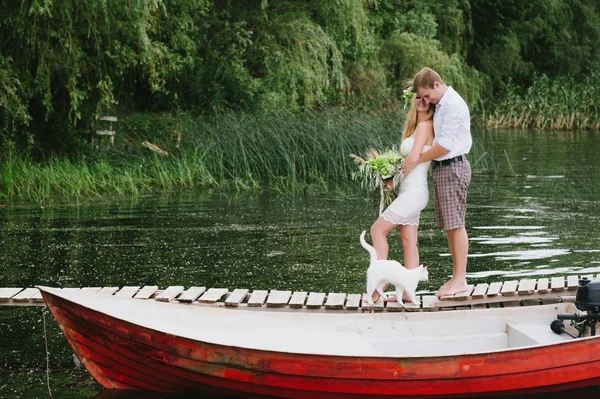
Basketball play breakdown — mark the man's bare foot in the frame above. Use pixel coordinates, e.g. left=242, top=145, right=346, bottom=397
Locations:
left=436, top=278, right=468, bottom=297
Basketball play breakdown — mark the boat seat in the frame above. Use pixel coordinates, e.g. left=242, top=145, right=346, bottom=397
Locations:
left=506, top=322, right=570, bottom=347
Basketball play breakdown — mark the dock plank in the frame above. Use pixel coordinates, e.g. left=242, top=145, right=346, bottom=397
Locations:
left=80, top=287, right=102, bottom=294
left=247, top=290, right=268, bottom=307
left=198, top=288, right=228, bottom=304
left=385, top=300, right=404, bottom=312
left=134, top=286, right=159, bottom=300
left=471, top=284, right=489, bottom=299
left=98, top=287, right=119, bottom=296
left=536, top=278, right=549, bottom=294
left=345, top=294, right=362, bottom=310
left=486, top=282, right=503, bottom=297
left=551, top=277, right=565, bottom=292
left=500, top=280, right=518, bottom=296
left=155, top=286, right=185, bottom=302
left=12, top=288, right=39, bottom=302
left=361, top=294, right=384, bottom=311
left=422, top=295, right=436, bottom=311
left=325, top=293, right=346, bottom=310
left=224, top=289, right=248, bottom=307
left=266, top=290, right=292, bottom=308
left=306, top=292, right=326, bottom=309
left=404, top=296, right=422, bottom=312
left=115, top=286, right=140, bottom=298
left=566, top=275, right=579, bottom=290
left=453, top=285, right=475, bottom=301
left=288, top=292, right=308, bottom=308
left=517, top=279, right=537, bottom=295
left=178, top=287, right=206, bottom=303
left=0, top=288, right=24, bottom=301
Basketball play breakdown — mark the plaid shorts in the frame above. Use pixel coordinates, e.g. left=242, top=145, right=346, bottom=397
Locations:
left=432, top=159, right=471, bottom=230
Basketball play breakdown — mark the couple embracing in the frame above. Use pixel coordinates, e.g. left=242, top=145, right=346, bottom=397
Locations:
left=370, top=67, right=472, bottom=301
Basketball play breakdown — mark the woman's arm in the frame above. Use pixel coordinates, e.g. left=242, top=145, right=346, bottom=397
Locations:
left=402, top=121, right=433, bottom=176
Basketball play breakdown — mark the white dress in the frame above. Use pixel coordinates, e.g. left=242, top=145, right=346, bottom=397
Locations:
left=381, top=137, right=431, bottom=226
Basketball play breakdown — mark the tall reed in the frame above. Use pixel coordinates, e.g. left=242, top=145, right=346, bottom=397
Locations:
left=483, top=73, right=600, bottom=130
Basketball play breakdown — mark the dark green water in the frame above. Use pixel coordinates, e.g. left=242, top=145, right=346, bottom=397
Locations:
left=1, top=129, right=600, bottom=398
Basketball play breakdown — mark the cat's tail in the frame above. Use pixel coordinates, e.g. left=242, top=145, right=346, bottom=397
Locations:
left=360, top=230, right=378, bottom=263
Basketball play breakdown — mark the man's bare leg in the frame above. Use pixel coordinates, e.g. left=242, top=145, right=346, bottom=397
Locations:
left=437, top=227, right=468, bottom=297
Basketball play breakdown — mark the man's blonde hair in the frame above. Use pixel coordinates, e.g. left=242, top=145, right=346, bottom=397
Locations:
left=413, top=67, right=444, bottom=90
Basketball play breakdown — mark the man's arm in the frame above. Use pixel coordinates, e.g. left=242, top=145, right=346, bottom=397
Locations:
left=419, top=144, right=449, bottom=163
left=403, top=143, right=449, bottom=175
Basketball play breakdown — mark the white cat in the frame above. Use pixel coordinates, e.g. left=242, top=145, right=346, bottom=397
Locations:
left=360, top=231, right=428, bottom=305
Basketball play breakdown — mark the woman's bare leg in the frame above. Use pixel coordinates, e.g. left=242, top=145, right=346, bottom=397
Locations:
left=385, top=224, right=419, bottom=303
left=369, top=217, right=397, bottom=302
left=370, top=217, right=397, bottom=260
left=400, top=224, right=419, bottom=270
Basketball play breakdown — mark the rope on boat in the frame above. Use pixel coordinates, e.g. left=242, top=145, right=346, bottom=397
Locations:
left=42, top=308, right=53, bottom=398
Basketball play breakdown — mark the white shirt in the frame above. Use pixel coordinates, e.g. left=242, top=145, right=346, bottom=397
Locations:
left=432, top=86, right=472, bottom=161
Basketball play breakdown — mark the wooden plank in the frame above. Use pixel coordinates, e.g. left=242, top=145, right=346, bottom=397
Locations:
left=0, top=288, right=24, bottom=301
left=198, top=288, right=228, bottom=304
left=551, top=277, right=565, bottom=292
left=247, top=290, right=268, bottom=307
left=345, top=294, right=362, bottom=310
left=453, top=285, right=475, bottom=301
left=404, top=296, right=422, bottom=312
left=98, top=287, right=119, bottom=296
left=361, top=294, right=384, bottom=311
left=266, top=290, right=291, bottom=308
left=61, top=287, right=81, bottom=292
left=178, top=287, right=206, bottom=303
left=517, top=279, right=537, bottom=295
left=288, top=292, right=307, bottom=308
left=422, top=295, right=436, bottom=311
left=80, top=287, right=102, bottom=294
left=471, top=284, right=489, bottom=299
left=306, top=292, right=326, bottom=309
left=30, top=290, right=44, bottom=302
left=115, top=286, right=140, bottom=298
left=434, top=291, right=573, bottom=308
left=566, top=275, right=579, bottom=290
left=325, top=293, right=346, bottom=310
left=486, top=282, right=503, bottom=297
left=100, top=116, right=118, bottom=122
left=224, top=289, right=248, bottom=307
left=500, top=280, right=518, bottom=296
left=12, top=288, right=39, bottom=302
left=536, top=278, right=549, bottom=294
left=155, top=286, right=184, bottom=302
left=134, top=285, right=159, bottom=300
left=385, top=300, right=404, bottom=312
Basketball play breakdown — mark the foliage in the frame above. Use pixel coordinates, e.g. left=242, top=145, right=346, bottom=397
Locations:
left=2, top=0, right=600, bottom=156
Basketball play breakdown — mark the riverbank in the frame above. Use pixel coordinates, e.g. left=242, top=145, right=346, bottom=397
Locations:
left=0, top=109, right=492, bottom=205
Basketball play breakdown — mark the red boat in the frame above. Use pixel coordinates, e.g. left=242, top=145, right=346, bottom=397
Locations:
left=39, top=286, right=600, bottom=398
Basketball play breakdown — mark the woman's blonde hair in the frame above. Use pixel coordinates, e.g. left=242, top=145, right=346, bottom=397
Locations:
left=401, top=95, right=435, bottom=140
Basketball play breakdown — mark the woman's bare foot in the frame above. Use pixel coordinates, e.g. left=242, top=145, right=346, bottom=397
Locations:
left=436, top=278, right=468, bottom=297
left=383, top=292, right=414, bottom=302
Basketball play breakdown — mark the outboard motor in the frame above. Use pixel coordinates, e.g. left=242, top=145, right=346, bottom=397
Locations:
left=551, top=277, right=600, bottom=338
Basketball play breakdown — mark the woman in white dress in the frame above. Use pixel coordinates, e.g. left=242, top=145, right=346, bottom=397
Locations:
left=369, top=93, right=435, bottom=302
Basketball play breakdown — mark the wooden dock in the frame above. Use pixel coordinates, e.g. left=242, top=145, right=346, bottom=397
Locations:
left=1, top=274, right=596, bottom=312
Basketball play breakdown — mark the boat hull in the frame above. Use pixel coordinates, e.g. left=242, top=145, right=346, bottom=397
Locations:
left=41, top=289, right=600, bottom=398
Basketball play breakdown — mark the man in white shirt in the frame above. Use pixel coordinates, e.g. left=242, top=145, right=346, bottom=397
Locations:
left=403, top=67, right=472, bottom=297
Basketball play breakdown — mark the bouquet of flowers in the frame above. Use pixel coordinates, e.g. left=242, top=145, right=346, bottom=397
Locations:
left=349, top=148, right=404, bottom=215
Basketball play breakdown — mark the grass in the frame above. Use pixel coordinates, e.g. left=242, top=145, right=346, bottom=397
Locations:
left=1, top=109, right=418, bottom=204
left=483, top=73, right=600, bottom=130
